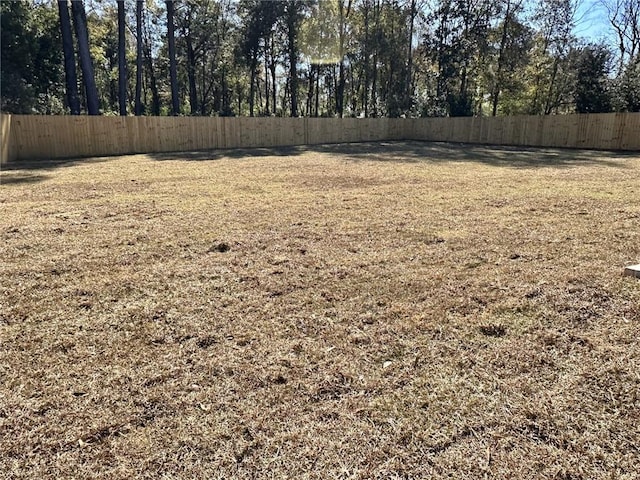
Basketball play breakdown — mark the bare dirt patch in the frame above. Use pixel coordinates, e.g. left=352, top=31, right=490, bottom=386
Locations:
left=1, top=141, right=639, bottom=479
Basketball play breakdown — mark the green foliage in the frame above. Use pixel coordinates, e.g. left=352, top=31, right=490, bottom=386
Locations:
left=87, top=5, right=120, bottom=114
left=300, top=0, right=342, bottom=64
left=1, top=0, right=65, bottom=114
left=614, top=54, right=640, bottom=111
left=421, top=0, right=494, bottom=116
left=574, top=44, right=613, bottom=114
left=1, top=0, right=638, bottom=118
left=523, top=0, right=577, bottom=115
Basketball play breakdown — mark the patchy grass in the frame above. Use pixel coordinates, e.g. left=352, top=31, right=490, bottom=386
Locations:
left=1, top=141, right=639, bottom=479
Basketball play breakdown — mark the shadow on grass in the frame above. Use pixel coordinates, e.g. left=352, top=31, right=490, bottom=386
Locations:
left=3, top=142, right=636, bottom=183
left=1, top=156, right=110, bottom=174
left=148, top=141, right=636, bottom=169
left=307, top=141, right=638, bottom=169
left=148, top=145, right=309, bottom=162
left=0, top=172, right=51, bottom=185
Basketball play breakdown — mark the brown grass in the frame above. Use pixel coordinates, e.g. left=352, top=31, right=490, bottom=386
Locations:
left=1, top=141, right=640, bottom=479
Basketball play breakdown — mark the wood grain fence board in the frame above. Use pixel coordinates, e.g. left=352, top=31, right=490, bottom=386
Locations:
left=612, top=113, right=625, bottom=150
left=582, top=114, right=600, bottom=150
left=291, top=118, right=307, bottom=145
left=238, top=117, right=254, bottom=147
left=208, top=117, right=221, bottom=149
left=576, top=115, right=589, bottom=149
left=386, top=118, right=401, bottom=140
left=422, top=118, right=436, bottom=141
left=0, top=114, right=8, bottom=164
left=622, top=112, right=640, bottom=150
left=524, top=115, right=538, bottom=147
left=467, top=117, right=479, bottom=144
left=415, top=119, right=428, bottom=141
left=601, top=114, right=616, bottom=150
left=306, top=118, right=320, bottom=145
left=411, top=118, right=423, bottom=140
left=430, top=118, right=444, bottom=141
left=489, top=117, right=499, bottom=145
left=205, top=116, right=220, bottom=149
left=411, top=118, right=421, bottom=140
left=1, top=114, right=15, bottom=164
left=503, top=117, right=516, bottom=146
left=543, top=115, right=557, bottom=147
left=419, top=118, right=431, bottom=141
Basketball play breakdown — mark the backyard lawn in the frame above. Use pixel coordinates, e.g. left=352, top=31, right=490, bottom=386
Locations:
left=1, top=141, right=639, bottom=479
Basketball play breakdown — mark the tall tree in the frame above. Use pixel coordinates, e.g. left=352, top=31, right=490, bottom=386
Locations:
left=406, top=0, right=417, bottom=111
left=135, top=0, right=143, bottom=115
left=240, top=0, right=279, bottom=116
left=423, top=0, right=493, bottom=116
left=177, top=0, right=238, bottom=116
left=489, top=0, right=530, bottom=116
left=117, top=0, right=126, bottom=116
left=575, top=44, right=613, bottom=113
left=336, top=0, right=352, bottom=117
left=143, top=1, right=161, bottom=115
left=179, top=3, right=199, bottom=115
left=528, top=0, right=577, bottom=114
left=601, top=0, right=640, bottom=75
left=377, top=0, right=412, bottom=117
left=615, top=53, right=640, bottom=110
left=71, top=0, right=100, bottom=115
left=1, top=1, right=65, bottom=114
left=166, top=0, right=180, bottom=115
left=284, top=1, right=303, bottom=116
left=240, top=0, right=261, bottom=116
left=57, top=0, right=80, bottom=114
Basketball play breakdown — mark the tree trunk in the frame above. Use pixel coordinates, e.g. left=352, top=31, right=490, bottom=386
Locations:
left=407, top=0, right=416, bottom=106
left=491, top=0, right=513, bottom=117
left=186, top=36, right=198, bottom=114
left=286, top=1, right=298, bottom=117
left=363, top=0, right=370, bottom=117
left=315, top=66, right=320, bottom=117
left=117, top=0, right=127, bottom=116
left=544, top=58, right=560, bottom=114
left=135, top=0, right=143, bottom=115
left=71, top=0, right=100, bottom=115
left=270, top=36, right=277, bottom=115
left=306, top=64, right=314, bottom=116
left=336, top=0, right=351, bottom=117
left=530, top=33, right=551, bottom=114
left=143, top=23, right=160, bottom=116
left=249, top=55, right=257, bottom=116
left=264, top=39, right=270, bottom=115
left=337, top=58, right=345, bottom=117
left=166, top=0, right=179, bottom=115
left=370, top=0, right=381, bottom=117
left=350, top=63, right=357, bottom=113
left=57, top=0, right=80, bottom=115
left=200, top=51, right=207, bottom=116
left=221, top=66, right=231, bottom=115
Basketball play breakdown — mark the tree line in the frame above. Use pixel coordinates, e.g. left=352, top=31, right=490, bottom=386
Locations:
left=1, top=0, right=639, bottom=118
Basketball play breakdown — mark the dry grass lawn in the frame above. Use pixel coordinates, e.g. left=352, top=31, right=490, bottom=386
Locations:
left=1, top=141, right=640, bottom=479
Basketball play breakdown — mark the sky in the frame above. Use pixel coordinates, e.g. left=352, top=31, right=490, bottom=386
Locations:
left=574, top=0, right=613, bottom=43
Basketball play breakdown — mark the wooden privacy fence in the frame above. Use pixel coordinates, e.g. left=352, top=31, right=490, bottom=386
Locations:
left=1, top=112, right=639, bottom=164
left=408, top=113, right=640, bottom=151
